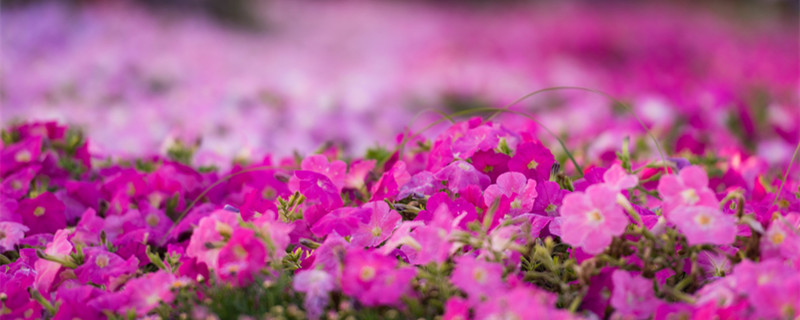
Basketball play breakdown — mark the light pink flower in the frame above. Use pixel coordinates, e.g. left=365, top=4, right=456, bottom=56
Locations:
left=611, top=270, right=660, bottom=318
left=603, top=163, right=639, bottom=191
left=668, top=206, right=736, bottom=246
left=450, top=255, right=505, bottom=301
left=657, top=165, right=719, bottom=215
left=483, top=172, right=538, bottom=217
left=559, top=184, right=629, bottom=255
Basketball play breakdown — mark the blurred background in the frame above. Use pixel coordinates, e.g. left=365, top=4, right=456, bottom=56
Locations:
left=1, top=0, right=798, bottom=167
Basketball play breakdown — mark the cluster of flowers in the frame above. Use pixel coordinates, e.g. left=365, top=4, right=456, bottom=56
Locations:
left=1, top=119, right=798, bottom=319
left=2, top=1, right=797, bottom=160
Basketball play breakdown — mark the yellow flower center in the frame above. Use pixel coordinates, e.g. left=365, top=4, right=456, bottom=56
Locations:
left=510, top=199, right=522, bottom=209
left=770, top=231, right=786, bottom=245
left=545, top=204, right=557, bottom=213
left=216, top=222, right=233, bottom=238
left=694, top=213, right=712, bottom=227
left=527, top=160, right=539, bottom=170
left=15, top=150, right=31, bottom=163
left=680, top=189, right=700, bottom=205
left=33, top=206, right=46, bottom=217
left=473, top=268, right=487, bottom=283
left=371, top=226, right=382, bottom=237
left=95, top=255, right=110, bottom=268
left=146, top=214, right=160, bottom=227
left=586, top=210, right=603, bottom=223
left=360, top=266, right=376, bottom=281
left=233, top=245, right=248, bottom=259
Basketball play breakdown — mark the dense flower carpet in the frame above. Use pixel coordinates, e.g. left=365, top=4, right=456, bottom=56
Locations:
left=1, top=1, right=799, bottom=320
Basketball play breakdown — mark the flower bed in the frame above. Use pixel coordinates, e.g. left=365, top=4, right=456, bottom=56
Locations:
left=1, top=116, right=798, bottom=319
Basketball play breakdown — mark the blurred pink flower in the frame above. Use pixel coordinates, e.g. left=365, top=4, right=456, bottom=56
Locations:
left=560, top=184, right=628, bottom=255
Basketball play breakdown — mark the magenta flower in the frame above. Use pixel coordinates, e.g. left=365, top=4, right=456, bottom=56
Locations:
left=471, top=150, right=511, bottom=182
left=610, top=270, right=660, bottom=318
left=657, top=165, right=719, bottom=215
left=434, top=160, right=490, bottom=194
left=0, top=136, right=42, bottom=176
left=99, top=270, right=177, bottom=316
left=18, top=191, right=66, bottom=235
left=508, top=141, right=555, bottom=183
left=350, top=201, right=402, bottom=248
left=667, top=206, right=736, bottom=246
left=302, top=154, right=347, bottom=192
left=531, top=181, right=566, bottom=217
left=442, top=297, right=470, bottom=320
left=0, top=164, right=39, bottom=200
left=341, top=249, right=416, bottom=306
left=0, top=221, right=29, bottom=251
left=760, top=214, right=800, bottom=260
left=74, top=247, right=139, bottom=288
left=293, top=269, right=335, bottom=320
left=559, top=184, right=629, bottom=255
left=483, top=171, right=538, bottom=217
left=216, top=228, right=267, bottom=286
left=370, top=161, right=411, bottom=201
left=311, top=207, right=370, bottom=238
left=450, top=255, right=505, bottom=301
left=603, top=163, right=639, bottom=191
left=289, top=170, right=343, bottom=211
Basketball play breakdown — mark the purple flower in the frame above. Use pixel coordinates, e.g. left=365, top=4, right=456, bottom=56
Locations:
left=293, top=269, right=335, bottom=320
left=0, top=164, right=40, bottom=200
left=290, top=170, right=343, bottom=211
left=434, top=160, right=490, bottom=194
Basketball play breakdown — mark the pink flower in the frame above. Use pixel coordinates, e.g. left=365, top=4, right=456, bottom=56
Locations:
left=216, top=228, right=267, bottom=286
left=293, top=269, right=335, bottom=320
left=760, top=214, right=800, bottom=260
left=345, top=159, right=376, bottom=190
left=0, top=221, right=29, bottom=251
left=450, top=255, right=505, bottom=301
left=350, top=201, right=402, bottom=248
left=442, top=297, right=470, bottom=320
left=474, top=287, right=571, bottom=320
left=302, top=155, right=347, bottom=192
left=34, top=229, right=73, bottom=293
left=341, top=249, right=416, bottom=306
left=657, top=166, right=719, bottom=215
left=370, top=161, right=411, bottom=201
left=667, top=206, right=736, bottom=246
left=603, top=163, right=639, bottom=191
left=508, top=141, right=555, bottom=183
left=610, top=270, right=660, bottom=318
left=559, top=184, right=629, bottom=255
left=18, top=191, right=67, bottom=235
left=186, top=209, right=239, bottom=270
left=483, top=172, right=538, bottom=217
